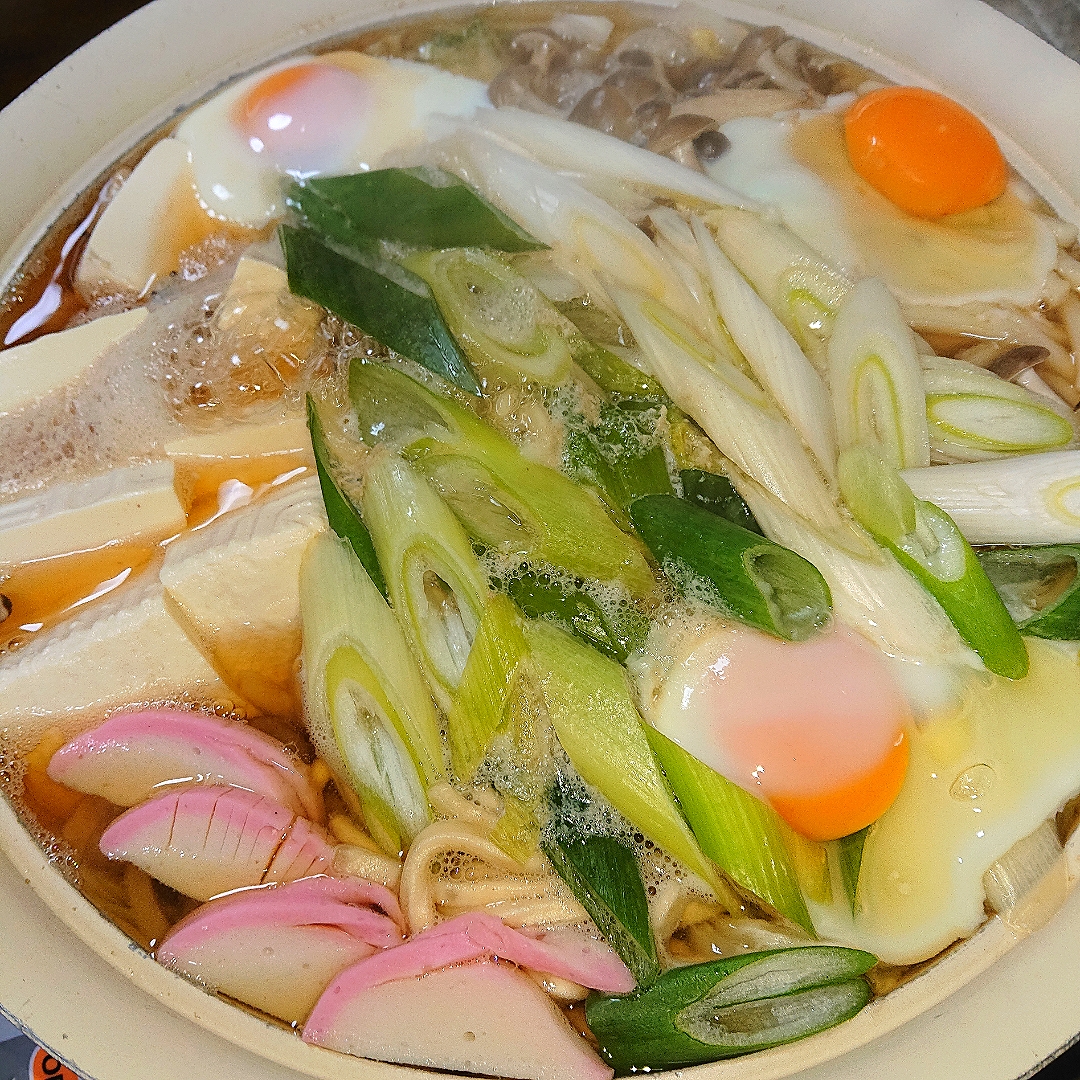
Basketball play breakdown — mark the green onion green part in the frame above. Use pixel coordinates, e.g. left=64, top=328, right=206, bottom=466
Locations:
left=543, top=834, right=661, bottom=987
left=645, top=727, right=813, bottom=933
left=306, top=395, right=387, bottom=598
left=288, top=167, right=545, bottom=253
left=526, top=620, right=718, bottom=889
left=350, top=361, right=656, bottom=596
left=501, top=566, right=647, bottom=663
left=630, top=494, right=832, bottom=642
left=564, top=403, right=673, bottom=519
left=406, top=247, right=573, bottom=386
left=976, top=545, right=1080, bottom=639
left=679, top=469, right=762, bottom=535
left=446, top=594, right=528, bottom=781
left=839, top=446, right=1029, bottom=678
left=586, top=946, right=876, bottom=1073
left=280, top=224, right=480, bottom=395
left=834, top=827, right=869, bottom=915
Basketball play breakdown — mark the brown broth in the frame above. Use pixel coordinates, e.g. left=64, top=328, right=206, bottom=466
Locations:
left=0, top=541, right=159, bottom=653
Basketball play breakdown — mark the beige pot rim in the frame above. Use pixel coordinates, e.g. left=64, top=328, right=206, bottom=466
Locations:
left=3, top=1, right=1080, bottom=1078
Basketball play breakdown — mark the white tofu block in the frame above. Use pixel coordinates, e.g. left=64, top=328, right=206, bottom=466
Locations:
left=0, top=308, right=147, bottom=415
left=74, top=138, right=218, bottom=297
left=0, top=574, right=240, bottom=740
left=165, top=415, right=314, bottom=503
left=215, top=256, right=291, bottom=330
left=161, top=476, right=327, bottom=715
left=0, top=461, right=186, bottom=566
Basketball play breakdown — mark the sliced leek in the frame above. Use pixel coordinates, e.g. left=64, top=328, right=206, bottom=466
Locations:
left=735, top=471, right=979, bottom=667
left=922, top=354, right=1074, bottom=462
left=300, top=532, right=444, bottom=852
left=471, top=107, right=751, bottom=210
left=827, top=278, right=930, bottom=470
left=406, top=247, right=573, bottom=386
left=361, top=454, right=490, bottom=714
left=646, top=727, right=813, bottom=932
left=526, top=620, right=718, bottom=889
left=705, top=207, right=852, bottom=369
left=434, top=129, right=707, bottom=334
left=446, top=594, right=529, bottom=780
left=901, top=450, right=1080, bottom=546
left=612, top=288, right=846, bottom=537
left=976, top=545, right=1080, bottom=639
left=306, top=396, right=386, bottom=598
left=693, top=217, right=838, bottom=479
left=570, top=335, right=666, bottom=401
left=351, top=362, right=656, bottom=596
left=839, top=447, right=1028, bottom=679
left=631, top=494, right=831, bottom=642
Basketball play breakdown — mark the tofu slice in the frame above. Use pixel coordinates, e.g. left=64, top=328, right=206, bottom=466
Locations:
left=0, top=308, right=147, bottom=415
left=166, top=416, right=314, bottom=509
left=0, top=461, right=186, bottom=566
left=74, top=138, right=223, bottom=298
left=0, top=573, right=243, bottom=744
left=160, top=476, right=327, bottom=716
left=215, top=256, right=295, bottom=331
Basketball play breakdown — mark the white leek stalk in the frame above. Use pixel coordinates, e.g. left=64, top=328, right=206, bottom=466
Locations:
left=901, top=450, right=1080, bottom=545
left=734, top=472, right=979, bottom=667
left=922, top=354, right=1075, bottom=461
left=704, top=208, right=852, bottom=371
left=693, top=217, right=838, bottom=479
left=612, top=286, right=846, bottom=536
left=649, top=207, right=748, bottom=369
left=300, top=532, right=444, bottom=852
left=362, top=455, right=489, bottom=714
left=828, top=278, right=931, bottom=470
left=428, top=129, right=706, bottom=335
left=472, top=106, right=753, bottom=210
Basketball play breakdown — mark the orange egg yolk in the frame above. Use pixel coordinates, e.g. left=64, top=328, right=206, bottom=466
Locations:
left=844, top=86, right=1008, bottom=219
left=651, top=623, right=911, bottom=842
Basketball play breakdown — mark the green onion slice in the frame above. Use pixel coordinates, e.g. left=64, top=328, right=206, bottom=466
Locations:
left=281, top=224, right=480, bottom=395
left=630, top=494, right=832, bottom=642
left=976, top=545, right=1080, bottom=639
left=839, top=446, right=1028, bottom=678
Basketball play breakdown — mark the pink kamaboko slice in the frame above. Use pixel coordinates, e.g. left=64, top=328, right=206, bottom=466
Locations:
left=157, top=876, right=405, bottom=1023
left=48, top=709, right=323, bottom=820
left=99, top=786, right=334, bottom=901
left=304, top=958, right=613, bottom=1080
left=308, top=911, right=635, bottom=997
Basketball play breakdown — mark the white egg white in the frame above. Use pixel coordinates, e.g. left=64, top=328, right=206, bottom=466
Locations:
left=174, top=53, right=490, bottom=227
left=634, top=611, right=1080, bottom=966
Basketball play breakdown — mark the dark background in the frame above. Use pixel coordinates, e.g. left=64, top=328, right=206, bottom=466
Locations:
left=2, top=0, right=1080, bottom=1077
